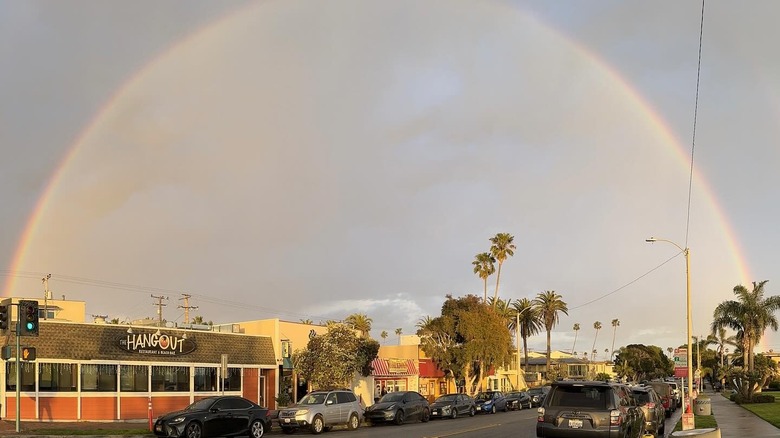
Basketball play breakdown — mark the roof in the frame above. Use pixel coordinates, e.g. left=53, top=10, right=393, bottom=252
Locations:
left=371, top=358, right=418, bottom=376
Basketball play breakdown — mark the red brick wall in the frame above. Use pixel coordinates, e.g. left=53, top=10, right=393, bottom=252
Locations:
left=39, top=397, right=78, bottom=420
left=243, top=368, right=259, bottom=404
left=81, top=397, right=118, bottom=420
left=6, top=395, right=38, bottom=420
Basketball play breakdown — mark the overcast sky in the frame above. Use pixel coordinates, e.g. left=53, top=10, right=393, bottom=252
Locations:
left=2, top=0, right=779, bottom=357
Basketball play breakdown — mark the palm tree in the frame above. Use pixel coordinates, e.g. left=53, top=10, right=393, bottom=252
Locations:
left=344, top=313, right=373, bottom=338
left=610, top=319, right=620, bottom=360
left=380, top=331, right=388, bottom=343
left=300, top=318, right=313, bottom=325
left=591, top=321, right=602, bottom=361
left=472, top=252, right=496, bottom=303
left=604, top=348, right=610, bottom=360
left=489, top=233, right=516, bottom=305
left=533, top=290, right=569, bottom=374
left=710, top=327, right=737, bottom=368
left=571, top=323, right=581, bottom=355
left=513, top=298, right=542, bottom=368
left=667, top=347, right=674, bottom=359
left=712, top=280, right=780, bottom=372
left=489, top=297, right=514, bottom=328
left=395, top=328, right=403, bottom=344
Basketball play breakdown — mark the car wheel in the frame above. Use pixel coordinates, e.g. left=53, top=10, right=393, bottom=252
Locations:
left=249, top=419, right=265, bottom=438
left=421, top=408, right=430, bottom=422
left=311, top=415, right=324, bottom=434
left=469, top=407, right=476, bottom=417
left=393, top=410, right=405, bottom=425
left=185, top=421, right=202, bottom=438
left=659, top=421, right=665, bottom=436
left=347, top=413, right=360, bottom=430
left=450, top=408, right=457, bottom=419
left=503, top=403, right=509, bottom=412
left=490, top=405, right=496, bottom=414
left=282, top=427, right=296, bottom=435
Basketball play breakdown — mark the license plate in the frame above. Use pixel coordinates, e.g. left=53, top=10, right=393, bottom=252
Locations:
left=432, top=412, right=438, bottom=416
left=284, top=418, right=290, bottom=423
left=476, top=406, right=481, bottom=411
left=569, top=419, right=583, bottom=428
left=155, top=425, right=163, bottom=432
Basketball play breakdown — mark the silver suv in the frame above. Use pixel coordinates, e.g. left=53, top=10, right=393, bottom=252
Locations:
left=278, top=389, right=364, bottom=434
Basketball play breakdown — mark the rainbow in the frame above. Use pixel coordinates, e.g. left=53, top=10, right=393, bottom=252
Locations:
left=4, top=1, right=752, bottom=302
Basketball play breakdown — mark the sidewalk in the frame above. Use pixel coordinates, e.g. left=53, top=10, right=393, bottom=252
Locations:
left=709, top=391, right=780, bottom=438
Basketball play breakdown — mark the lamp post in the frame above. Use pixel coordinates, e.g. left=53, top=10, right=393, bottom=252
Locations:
left=646, top=237, right=693, bottom=402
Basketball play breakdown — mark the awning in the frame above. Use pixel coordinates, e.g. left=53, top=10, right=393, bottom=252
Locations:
left=371, top=358, right=418, bottom=376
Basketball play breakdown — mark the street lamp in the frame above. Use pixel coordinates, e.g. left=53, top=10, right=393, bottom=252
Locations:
left=645, top=236, right=693, bottom=403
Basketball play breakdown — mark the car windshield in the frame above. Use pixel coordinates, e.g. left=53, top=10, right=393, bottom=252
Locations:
left=380, top=392, right=405, bottom=403
left=632, top=391, right=652, bottom=404
left=506, top=392, right=521, bottom=398
left=475, top=392, right=494, bottom=401
left=529, top=388, right=544, bottom=395
left=299, top=393, right=327, bottom=405
left=435, top=395, right=457, bottom=403
left=549, top=386, right=609, bottom=409
left=186, top=398, right=216, bottom=411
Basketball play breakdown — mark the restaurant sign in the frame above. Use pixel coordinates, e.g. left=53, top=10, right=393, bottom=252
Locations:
left=118, top=331, right=196, bottom=356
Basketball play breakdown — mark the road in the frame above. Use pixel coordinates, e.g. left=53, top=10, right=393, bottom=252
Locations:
left=280, top=407, right=682, bottom=438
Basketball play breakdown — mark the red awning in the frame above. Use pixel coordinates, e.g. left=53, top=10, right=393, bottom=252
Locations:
left=371, top=358, right=418, bottom=376
left=418, top=359, right=445, bottom=378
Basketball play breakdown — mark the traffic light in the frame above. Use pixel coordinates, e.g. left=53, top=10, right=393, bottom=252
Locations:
left=19, top=300, right=39, bottom=337
left=21, top=346, right=36, bottom=361
left=0, top=301, right=8, bottom=335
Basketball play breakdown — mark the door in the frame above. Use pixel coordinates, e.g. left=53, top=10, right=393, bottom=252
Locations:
left=324, top=392, right=340, bottom=425
left=226, top=397, right=253, bottom=434
left=205, top=398, right=231, bottom=436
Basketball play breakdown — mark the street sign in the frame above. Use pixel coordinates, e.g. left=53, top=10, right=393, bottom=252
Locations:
left=221, top=354, right=228, bottom=377
left=674, top=348, right=688, bottom=378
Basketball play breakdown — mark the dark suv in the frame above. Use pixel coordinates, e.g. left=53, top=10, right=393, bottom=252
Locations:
left=536, top=381, right=644, bottom=438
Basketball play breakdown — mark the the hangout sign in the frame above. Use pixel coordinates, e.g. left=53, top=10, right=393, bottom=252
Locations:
left=118, top=331, right=196, bottom=356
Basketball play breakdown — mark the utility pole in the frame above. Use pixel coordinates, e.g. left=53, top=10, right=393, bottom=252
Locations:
left=178, top=293, right=199, bottom=324
left=42, top=273, right=51, bottom=320
left=151, top=294, right=168, bottom=327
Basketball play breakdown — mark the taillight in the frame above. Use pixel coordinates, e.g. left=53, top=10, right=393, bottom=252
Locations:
left=537, top=407, right=545, bottom=422
left=646, top=402, right=656, bottom=409
left=610, top=409, right=621, bottom=426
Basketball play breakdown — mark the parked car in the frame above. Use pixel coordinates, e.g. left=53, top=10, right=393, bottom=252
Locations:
left=536, top=380, right=645, bottom=438
left=528, top=386, right=551, bottom=407
left=429, top=393, right=476, bottom=419
left=277, top=389, right=363, bottom=434
left=632, top=386, right=666, bottom=437
left=666, top=380, right=681, bottom=407
left=473, top=391, right=507, bottom=414
left=504, top=391, right=532, bottom=410
left=153, top=395, right=270, bottom=438
left=364, top=391, right=430, bottom=425
left=644, top=381, right=675, bottom=417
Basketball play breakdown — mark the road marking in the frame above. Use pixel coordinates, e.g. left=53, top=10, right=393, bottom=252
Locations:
left=425, top=423, right=501, bottom=437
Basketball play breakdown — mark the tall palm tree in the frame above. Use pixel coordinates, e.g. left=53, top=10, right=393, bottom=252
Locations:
left=667, top=347, right=674, bottom=358
left=533, top=290, right=569, bottom=373
left=571, top=323, right=581, bottom=355
left=489, top=233, right=516, bottom=305
left=344, top=313, right=373, bottom=338
left=610, top=319, right=620, bottom=360
left=380, top=331, right=388, bottom=343
left=395, top=328, right=403, bottom=344
left=710, top=327, right=737, bottom=368
left=513, top=298, right=542, bottom=368
left=712, top=280, right=780, bottom=372
left=472, top=252, right=496, bottom=303
left=591, top=321, right=602, bottom=361
left=489, top=297, right=514, bottom=328
left=299, top=318, right=313, bottom=325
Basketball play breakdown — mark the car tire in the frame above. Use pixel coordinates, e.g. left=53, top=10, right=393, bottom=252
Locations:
left=311, top=415, right=324, bottom=434
left=503, top=403, right=509, bottom=412
left=347, top=413, right=360, bottom=430
left=659, top=422, right=665, bottom=436
left=282, top=427, right=296, bottom=435
left=249, top=419, right=265, bottom=438
left=490, top=405, right=496, bottom=414
left=421, top=408, right=430, bottom=422
left=185, top=421, right=202, bottom=438
left=469, top=407, right=476, bottom=417
left=393, top=410, right=404, bottom=425
left=450, top=408, right=457, bottom=419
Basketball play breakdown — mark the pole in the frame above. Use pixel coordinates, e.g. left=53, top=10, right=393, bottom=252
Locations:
left=685, top=248, right=693, bottom=400
left=15, top=303, right=21, bottom=433
left=516, top=312, right=521, bottom=390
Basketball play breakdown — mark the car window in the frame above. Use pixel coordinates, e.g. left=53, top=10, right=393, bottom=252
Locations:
left=300, top=393, right=327, bottom=405
left=549, top=386, right=609, bottom=409
left=212, top=399, right=230, bottom=410
left=380, top=392, right=405, bottom=403
left=326, top=393, right=338, bottom=405
left=336, top=391, right=356, bottom=403
left=225, top=398, right=251, bottom=409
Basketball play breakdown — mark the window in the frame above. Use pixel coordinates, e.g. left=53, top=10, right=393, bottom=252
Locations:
left=222, top=367, right=240, bottom=391
left=6, top=362, right=36, bottom=391
left=337, top=391, right=356, bottom=403
left=195, top=367, right=217, bottom=391
left=120, top=365, right=149, bottom=392
left=81, top=364, right=117, bottom=392
left=326, top=392, right=338, bottom=405
left=225, top=397, right=251, bottom=409
left=152, top=366, right=190, bottom=392
left=39, top=363, right=77, bottom=392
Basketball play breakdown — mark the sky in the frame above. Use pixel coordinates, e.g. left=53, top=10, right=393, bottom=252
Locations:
left=2, top=0, right=779, bottom=358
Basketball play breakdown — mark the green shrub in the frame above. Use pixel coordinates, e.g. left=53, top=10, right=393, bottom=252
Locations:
left=753, top=394, right=776, bottom=403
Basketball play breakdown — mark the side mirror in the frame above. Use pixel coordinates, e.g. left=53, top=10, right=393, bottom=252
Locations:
left=326, top=400, right=334, bottom=405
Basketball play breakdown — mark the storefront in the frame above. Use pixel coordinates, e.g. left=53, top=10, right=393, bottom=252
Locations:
left=0, top=321, right=277, bottom=421
left=417, top=358, right=448, bottom=402
left=370, top=358, right=418, bottom=402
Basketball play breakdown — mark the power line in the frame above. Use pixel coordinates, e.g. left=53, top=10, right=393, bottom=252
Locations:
left=684, top=0, right=706, bottom=250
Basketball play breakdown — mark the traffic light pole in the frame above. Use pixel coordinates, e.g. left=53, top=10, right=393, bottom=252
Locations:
left=15, top=303, right=21, bottom=433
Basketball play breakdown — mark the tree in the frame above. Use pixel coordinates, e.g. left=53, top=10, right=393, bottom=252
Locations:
left=667, top=347, right=673, bottom=358
left=472, top=252, right=496, bottom=303
left=489, top=297, right=514, bottom=329
left=571, top=323, right=581, bottom=355
left=513, top=298, right=541, bottom=368
left=613, top=344, right=673, bottom=382
left=192, top=315, right=205, bottom=324
left=533, top=290, right=568, bottom=375
left=395, top=328, right=403, bottom=344
left=610, top=319, right=620, bottom=360
left=292, top=323, right=379, bottom=390
left=344, top=313, right=373, bottom=338
left=489, top=233, right=516, bottom=306
left=300, top=318, right=313, bottom=325
left=591, top=321, right=602, bottom=361
left=712, top=280, right=780, bottom=374
left=380, top=331, right=388, bottom=342
left=417, top=295, right=513, bottom=395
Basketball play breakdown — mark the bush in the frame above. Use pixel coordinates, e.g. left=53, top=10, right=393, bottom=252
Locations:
left=769, top=381, right=780, bottom=390
left=753, top=394, right=776, bottom=403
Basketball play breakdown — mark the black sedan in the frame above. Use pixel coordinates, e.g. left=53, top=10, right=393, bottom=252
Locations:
left=364, top=391, right=430, bottom=425
left=153, top=395, right=270, bottom=438
left=429, top=393, right=476, bottom=419
left=504, top=391, right=532, bottom=410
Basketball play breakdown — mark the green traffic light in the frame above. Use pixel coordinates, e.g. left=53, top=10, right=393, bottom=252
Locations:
left=26, top=322, right=35, bottom=331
